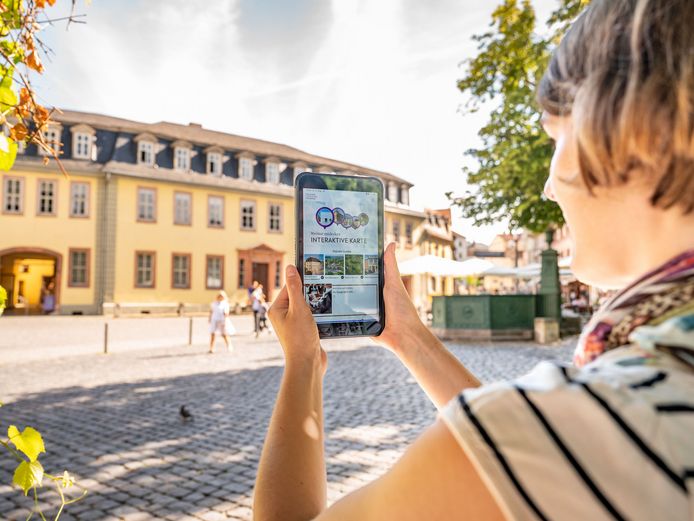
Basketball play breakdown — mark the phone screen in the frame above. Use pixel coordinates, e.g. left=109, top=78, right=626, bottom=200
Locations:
left=296, top=173, right=384, bottom=337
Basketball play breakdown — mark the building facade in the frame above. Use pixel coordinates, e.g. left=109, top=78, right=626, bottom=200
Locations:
left=0, top=110, right=432, bottom=315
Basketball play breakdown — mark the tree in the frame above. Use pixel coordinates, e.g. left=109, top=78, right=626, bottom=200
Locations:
left=451, top=0, right=589, bottom=233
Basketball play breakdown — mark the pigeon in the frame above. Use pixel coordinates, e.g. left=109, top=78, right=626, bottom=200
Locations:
left=179, top=405, right=193, bottom=423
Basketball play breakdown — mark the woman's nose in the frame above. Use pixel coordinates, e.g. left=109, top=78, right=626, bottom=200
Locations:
left=544, top=178, right=557, bottom=202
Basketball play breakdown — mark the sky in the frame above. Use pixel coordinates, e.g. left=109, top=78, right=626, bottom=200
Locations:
left=35, top=0, right=558, bottom=244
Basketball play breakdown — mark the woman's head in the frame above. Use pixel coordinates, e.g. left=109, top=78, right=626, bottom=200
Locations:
left=217, top=290, right=228, bottom=302
left=538, top=0, right=694, bottom=288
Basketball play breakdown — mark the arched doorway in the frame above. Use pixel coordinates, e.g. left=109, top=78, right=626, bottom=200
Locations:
left=0, top=248, right=62, bottom=315
left=237, top=244, right=284, bottom=301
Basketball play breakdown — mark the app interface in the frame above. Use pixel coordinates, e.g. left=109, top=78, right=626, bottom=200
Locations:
left=302, top=188, right=379, bottom=325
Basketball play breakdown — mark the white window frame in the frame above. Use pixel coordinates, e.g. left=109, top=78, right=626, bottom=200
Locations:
left=240, top=200, right=256, bottom=231
left=392, top=219, right=401, bottom=243
left=138, top=141, right=155, bottom=166
left=174, top=146, right=191, bottom=172
left=268, top=202, right=282, bottom=232
left=208, top=195, right=224, bottom=228
left=206, top=256, right=223, bottom=289
left=266, top=162, right=280, bottom=184
left=239, top=157, right=254, bottom=180
left=73, top=132, right=93, bottom=160
left=400, top=185, right=410, bottom=206
left=172, top=254, right=191, bottom=289
left=207, top=152, right=222, bottom=176
left=137, top=187, right=156, bottom=222
left=174, top=192, right=192, bottom=225
left=3, top=176, right=24, bottom=214
left=39, top=126, right=61, bottom=156
left=37, top=179, right=57, bottom=216
left=387, top=181, right=398, bottom=203
left=135, top=252, right=155, bottom=288
left=70, top=182, right=90, bottom=218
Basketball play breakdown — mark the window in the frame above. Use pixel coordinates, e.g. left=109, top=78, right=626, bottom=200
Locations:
left=387, top=182, right=398, bottom=203
left=174, top=147, right=191, bottom=171
left=268, top=203, right=282, bottom=232
left=239, top=157, right=254, bottom=180
left=68, top=249, right=89, bottom=287
left=135, top=252, right=156, bottom=288
left=73, top=133, right=93, bottom=160
left=172, top=254, right=191, bottom=289
left=238, top=258, right=245, bottom=288
left=208, top=195, right=224, bottom=227
left=392, top=219, right=400, bottom=243
left=405, top=222, right=413, bottom=248
left=138, top=141, right=155, bottom=166
left=40, top=127, right=61, bottom=156
left=137, top=187, right=156, bottom=222
left=400, top=185, right=410, bottom=206
left=207, top=152, right=222, bottom=176
left=206, top=255, right=224, bottom=289
left=37, top=180, right=57, bottom=216
left=70, top=182, right=89, bottom=217
left=174, top=192, right=192, bottom=225
left=240, top=200, right=256, bottom=230
left=266, top=162, right=280, bottom=184
left=3, top=177, right=23, bottom=214
left=275, top=260, right=281, bottom=288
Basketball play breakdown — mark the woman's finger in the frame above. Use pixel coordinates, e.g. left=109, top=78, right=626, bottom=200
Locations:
left=384, top=242, right=403, bottom=287
left=285, top=265, right=305, bottom=309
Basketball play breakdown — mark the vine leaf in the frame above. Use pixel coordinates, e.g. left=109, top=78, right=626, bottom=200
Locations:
left=0, top=134, right=17, bottom=171
left=13, top=460, right=44, bottom=495
left=8, top=425, right=46, bottom=462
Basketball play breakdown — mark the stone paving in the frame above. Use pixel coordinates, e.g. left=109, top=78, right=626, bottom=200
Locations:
left=0, top=315, right=577, bottom=520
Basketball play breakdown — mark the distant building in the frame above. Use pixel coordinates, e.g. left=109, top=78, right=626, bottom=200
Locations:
left=0, top=110, right=421, bottom=315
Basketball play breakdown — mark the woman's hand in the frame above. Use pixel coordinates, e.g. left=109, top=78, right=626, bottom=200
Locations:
left=375, top=242, right=431, bottom=353
left=269, top=265, right=327, bottom=373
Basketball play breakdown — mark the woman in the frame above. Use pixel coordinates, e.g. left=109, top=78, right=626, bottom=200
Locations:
left=208, top=290, right=234, bottom=354
left=254, top=1, right=694, bottom=519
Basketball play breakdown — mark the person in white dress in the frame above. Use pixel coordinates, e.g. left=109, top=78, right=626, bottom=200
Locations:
left=208, top=290, right=235, bottom=354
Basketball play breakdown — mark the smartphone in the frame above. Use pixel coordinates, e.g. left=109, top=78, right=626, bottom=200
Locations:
left=295, top=172, right=385, bottom=338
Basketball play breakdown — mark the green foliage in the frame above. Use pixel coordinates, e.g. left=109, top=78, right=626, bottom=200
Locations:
left=8, top=425, right=46, bottom=462
left=13, top=460, right=44, bottom=495
left=0, top=284, right=7, bottom=308
left=452, top=0, right=589, bottom=233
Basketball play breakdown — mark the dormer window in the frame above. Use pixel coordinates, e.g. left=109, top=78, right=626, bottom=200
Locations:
left=70, top=124, right=96, bottom=160
left=207, top=151, right=222, bottom=176
left=135, top=133, right=157, bottom=166
left=400, top=185, right=410, bottom=206
left=138, top=141, right=155, bottom=165
left=174, top=147, right=190, bottom=171
left=387, top=181, right=398, bottom=203
left=39, top=125, right=62, bottom=156
left=266, top=160, right=280, bottom=184
left=238, top=155, right=255, bottom=181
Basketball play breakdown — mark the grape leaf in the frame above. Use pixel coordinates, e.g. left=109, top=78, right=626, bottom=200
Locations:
left=13, top=460, right=44, bottom=495
left=8, top=425, right=45, bottom=462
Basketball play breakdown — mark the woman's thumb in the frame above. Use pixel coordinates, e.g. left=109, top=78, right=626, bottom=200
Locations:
left=285, top=265, right=304, bottom=306
left=384, top=242, right=401, bottom=283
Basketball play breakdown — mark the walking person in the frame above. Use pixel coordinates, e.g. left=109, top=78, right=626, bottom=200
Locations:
left=251, top=282, right=265, bottom=338
left=254, top=1, right=694, bottom=519
left=208, top=290, right=235, bottom=354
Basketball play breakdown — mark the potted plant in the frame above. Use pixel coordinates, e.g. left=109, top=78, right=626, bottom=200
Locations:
left=0, top=285, right=7, bottom=316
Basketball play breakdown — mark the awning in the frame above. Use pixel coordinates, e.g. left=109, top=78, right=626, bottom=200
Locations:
left=398, top=255, right=495, bottom=277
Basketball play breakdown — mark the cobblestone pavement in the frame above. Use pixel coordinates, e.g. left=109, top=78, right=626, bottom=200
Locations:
left=0, top=316, right=577, bottom=520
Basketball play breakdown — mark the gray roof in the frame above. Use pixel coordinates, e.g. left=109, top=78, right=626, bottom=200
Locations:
left=54, top=109, right=413, bottom=187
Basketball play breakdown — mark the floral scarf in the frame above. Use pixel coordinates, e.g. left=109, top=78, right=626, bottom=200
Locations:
left=574, top=249, right=694, bottom=367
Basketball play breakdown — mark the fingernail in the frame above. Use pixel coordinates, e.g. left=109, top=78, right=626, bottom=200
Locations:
left=286, top=265, right=298, bottom=277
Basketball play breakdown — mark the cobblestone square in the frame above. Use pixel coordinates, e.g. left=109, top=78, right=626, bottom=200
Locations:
left=0, top=316, right=576, bottom=520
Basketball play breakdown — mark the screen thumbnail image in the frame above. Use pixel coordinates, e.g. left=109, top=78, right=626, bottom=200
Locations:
left=305, top=284, right=333, bottom=315
left=344, top=254, right=364, bottom=276
left=364, top=255, right=379, bottom=275
left=304, top=254, right=324, bottom=276
left=324, top=255, right=345, bottom=276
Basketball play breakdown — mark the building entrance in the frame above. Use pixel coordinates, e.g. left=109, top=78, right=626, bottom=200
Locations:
left=0, top=248, right=61, bottom=315
left=252, top=262, right=269, bottom=294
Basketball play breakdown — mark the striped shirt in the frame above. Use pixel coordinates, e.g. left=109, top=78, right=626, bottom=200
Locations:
left=441, top=342, right=694, bottom=520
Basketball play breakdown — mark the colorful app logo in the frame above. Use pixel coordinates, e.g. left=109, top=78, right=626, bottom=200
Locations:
left=315, top=207, right=369, bottom=230
left=315, top=207, right=334, bottom=228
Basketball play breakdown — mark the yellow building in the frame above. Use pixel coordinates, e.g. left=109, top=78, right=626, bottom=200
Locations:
left=0, top=110, right=441, bottom=315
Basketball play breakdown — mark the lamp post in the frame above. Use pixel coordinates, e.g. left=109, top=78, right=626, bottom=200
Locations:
left=538, top=229, right=561, bottom=319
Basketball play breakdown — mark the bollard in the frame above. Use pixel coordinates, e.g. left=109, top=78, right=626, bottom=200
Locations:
left=188, top=317, right=193, bottom=345
left=103, top=322, right=109, bottom=354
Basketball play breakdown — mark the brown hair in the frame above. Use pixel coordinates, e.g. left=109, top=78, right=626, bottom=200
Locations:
left=538, top=0, right=694, bottom=213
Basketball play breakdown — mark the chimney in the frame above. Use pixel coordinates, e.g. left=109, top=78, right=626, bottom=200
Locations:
left=189, top=122, right=202, bottom=128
